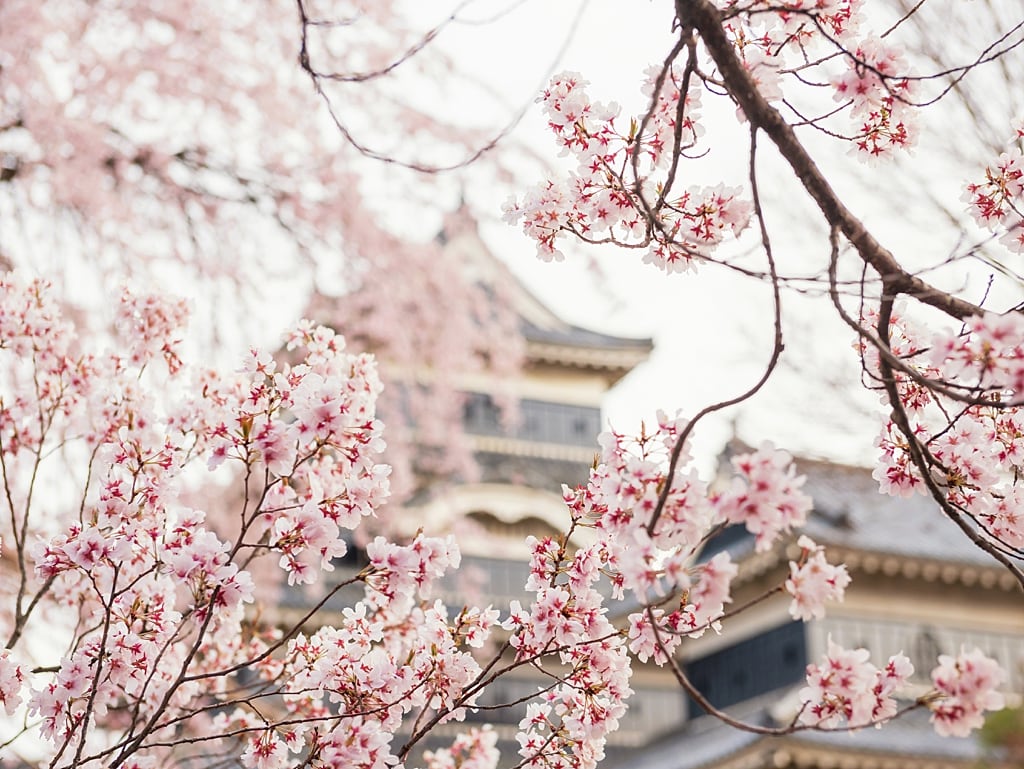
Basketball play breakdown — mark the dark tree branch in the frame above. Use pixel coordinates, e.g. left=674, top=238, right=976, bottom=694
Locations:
left=676, top=0, right=986, bottom=321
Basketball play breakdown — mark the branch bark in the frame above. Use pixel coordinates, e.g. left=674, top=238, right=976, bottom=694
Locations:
left=676, top=0, right=985, bottom=321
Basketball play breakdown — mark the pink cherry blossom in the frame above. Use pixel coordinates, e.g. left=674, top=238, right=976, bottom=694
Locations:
left=800, top=638, right=913, bottom=728
left=0, top=650, right=25, bottom=716
left=832, top=37, right=918, bottom=159
left=965, top=121, right=1024, bottom=254
left=714, top=442, right=813, bottom=552
left=424, top=726, right=500, bottom=769
left=785, top=536, right=851, bottom=621
left=507, top=69, right=750, bottom=270
left=929, top=648, right=1006, bottom=737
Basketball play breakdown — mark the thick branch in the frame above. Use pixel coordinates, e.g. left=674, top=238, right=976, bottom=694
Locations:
left=677, top=0, right=984, bottom=321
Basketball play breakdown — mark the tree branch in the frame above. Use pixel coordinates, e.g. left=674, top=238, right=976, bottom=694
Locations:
left=677, top=0, right=985, bottom=321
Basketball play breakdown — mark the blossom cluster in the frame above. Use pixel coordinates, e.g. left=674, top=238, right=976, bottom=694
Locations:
left=830, top=37, right=917, bottom=158
left=930, top=648, right=1007, bottom=737
left=0, top=278, right=629, bottom=769
left=799, top=638, right=913, bottom=728
left=424, top=726, right=500, bottom=769
left=785, top=536, right=851, bottom=621
left=718, top=1, right=862, bottom=44
left=238, top=596, right=498, bottom=769
left=0, top=277, right=406, bottom=766
left=508, top=1, right=922, bottom=287
left=503, top=70, right=751, bottom=269
left=0, top=276, right=255, bottom=755
left=859, top=306, right=1020, bottom=733
left=965, top=120, right=1024, bottom=253
left=564, top=411, right=1006, bottom=740
left=869, top=309, right=1024, bottom=553
left=560, top=415, right=831, bottom=664
left=799, top=641, right=1005, bottom=736
left=364, top=533, right=462, bottom=614
left=0, top=649, right=25, bottom=716
left=502, top=532, right=633, bottom=768
left=721, top=2, right=917, bottom=160
left=715, top=442, right=813, bottom=552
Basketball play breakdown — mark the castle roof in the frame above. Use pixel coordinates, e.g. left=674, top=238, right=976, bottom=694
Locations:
left=612, top=697, right=995, bottom=769
left=797, top=455, right=1000, bottom=566
left=439, top=203, right=652, bottom=384
left=713, top=445, right=1022, bottom=592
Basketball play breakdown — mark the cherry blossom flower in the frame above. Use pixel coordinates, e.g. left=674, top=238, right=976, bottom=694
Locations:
left=424, top=726, right=500, bottom=769
left=628, top=609, right=681, bottom=664
left=832, top=37, right=918, bottom=159
left=785, top=536, right=851, bottom=620
left=929, top=648, right=1006, bottom=737
left=714, top=442, right=813, bottom=552
left=965, top=120, right=1024, bottom=253
left=508, top=71, right=750, bottom=269
left=800, top=638, right=913, bottom=728
left=0, top=650, right=25, bottom=716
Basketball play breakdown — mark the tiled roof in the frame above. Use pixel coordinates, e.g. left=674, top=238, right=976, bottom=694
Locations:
left=521, top=318, right=653, bottom=352
left=609, top=692, right=988, bottom=769
left=438, top=204, right=653, bottom=364
left=612, top=721, right=759, bottom=769
left=796, top=457, right=1000, bottom=566
left=795, top=707, right=983, bottom=759
left=714, top=446, right=1014, bottom=569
